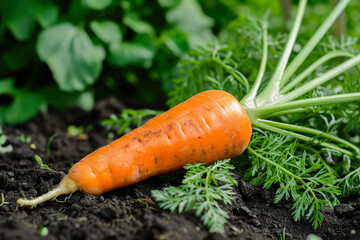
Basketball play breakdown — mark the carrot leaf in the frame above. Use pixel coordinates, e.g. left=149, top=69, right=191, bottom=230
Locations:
left=152, top=159, right=237, bottom=233
left=246, top=132, right=341, bottom=230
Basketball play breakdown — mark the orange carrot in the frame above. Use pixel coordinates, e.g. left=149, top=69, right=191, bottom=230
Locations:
left=17, top=90, right=252, bottom=206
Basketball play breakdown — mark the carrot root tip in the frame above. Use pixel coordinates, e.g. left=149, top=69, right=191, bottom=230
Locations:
left=17, top=175, right=79, bottom=207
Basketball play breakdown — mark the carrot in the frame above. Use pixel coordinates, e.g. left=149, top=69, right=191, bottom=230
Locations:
left=17, top=90, right=252, bottom=206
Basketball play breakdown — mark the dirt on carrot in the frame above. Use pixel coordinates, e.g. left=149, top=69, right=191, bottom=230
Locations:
left=1, top=98, right=360, bottom=240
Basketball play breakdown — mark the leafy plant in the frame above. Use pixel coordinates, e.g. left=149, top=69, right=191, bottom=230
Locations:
left=152, top=159, right=237, bottom=233
left=38, top=223, right=49, bottom=237
left=34, top=155, right=52, bottom=171
left=0, top=0, right=217, bottom=124
left=17, top=134, right=32, bottom=144
left=0, top=126, right=13, bottom=153
left=66, top=125, right=84, bottom=137
left=0, top=193, right=9, bottom=207
left=37, top=22, right=106, bottom=92
left=66, top=125, right=87, bottom=140
left=0, top=79, right=46, bottom=125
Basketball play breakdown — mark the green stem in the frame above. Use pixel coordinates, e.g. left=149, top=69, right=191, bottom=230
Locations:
left=264, top=108, right=308, bottom=118
left=255, top=0, right=307, bottom=105
left=257, top=119, right=360, bottom=154
left=253, top=120, right=357, bottom=158
left=279, top=54, right=360, bottom=103
left=281, top=0, right=351, bottom=87
left=241, top=20, right=268, bottom=107
left=249, top=92, right=360, bottom=120
left=280, top=51, right=354, bottom=94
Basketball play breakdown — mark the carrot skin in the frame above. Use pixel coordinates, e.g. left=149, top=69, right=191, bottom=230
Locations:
left=69, top=90, right=252, bottom=195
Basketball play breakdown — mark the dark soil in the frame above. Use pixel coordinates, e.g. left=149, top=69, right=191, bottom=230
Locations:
left=1, top=98, right=359, bottom=240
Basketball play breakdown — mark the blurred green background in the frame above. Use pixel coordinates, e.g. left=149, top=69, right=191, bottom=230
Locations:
left=0, top=0, right=359, bottom=124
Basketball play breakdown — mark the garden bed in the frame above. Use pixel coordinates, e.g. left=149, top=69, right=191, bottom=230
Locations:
left=1, top=98, right=360, bottom=240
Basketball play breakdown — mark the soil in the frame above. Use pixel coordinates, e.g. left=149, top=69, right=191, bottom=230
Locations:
left=1, top=98, right=359, bottom=240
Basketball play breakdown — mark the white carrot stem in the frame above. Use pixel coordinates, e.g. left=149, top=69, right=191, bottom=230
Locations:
left=17, top=175, right=78, bottom=207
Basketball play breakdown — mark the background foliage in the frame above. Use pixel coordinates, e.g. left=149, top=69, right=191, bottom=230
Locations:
left=0, top=0, right=359, bottom=124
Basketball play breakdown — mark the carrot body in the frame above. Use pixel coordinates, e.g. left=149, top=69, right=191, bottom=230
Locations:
left=68, top=90, right=252, bottom=195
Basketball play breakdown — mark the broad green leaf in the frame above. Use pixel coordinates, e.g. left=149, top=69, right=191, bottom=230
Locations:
left=0, top=79, right=13, bottom=90
left=109, top=35, right=155, bottom=67
left=167, top=0, right=212, bottom=30
left=123, top=12, right=155, bottom=35
left=7, top=15, right=36, bottom=41
left=160, top=28, right=189, bottom=56
left=90, top=20, right=122, bottom=44
left=38, top=86, right=94, bottom=111
left=0, top=125, right=13, bottom=153
left=158, top=0, right=181, bottom=8
left=119, top=0, right=145, bottom=9
left=3, top=0, right=35, bottom=41
left=3, top=0, right=59, bottom=40
left=82, top=0, right=111, bottom=10
left=0, top=79, right=46, bottom=125
left=109, top=43, right=154, bottom=67
left=71, top=91, right=94, bottom=110
left=34, top=4, right=59, bottom=28
left=37, top=22, right=105, bottom=92
left=166, top=0, right=213, bottom=48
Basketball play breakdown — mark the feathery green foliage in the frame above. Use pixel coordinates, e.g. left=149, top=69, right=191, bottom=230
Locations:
left=152, top=159, right=237, bottom=233
left=246, top=132, right=340, bottom=229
